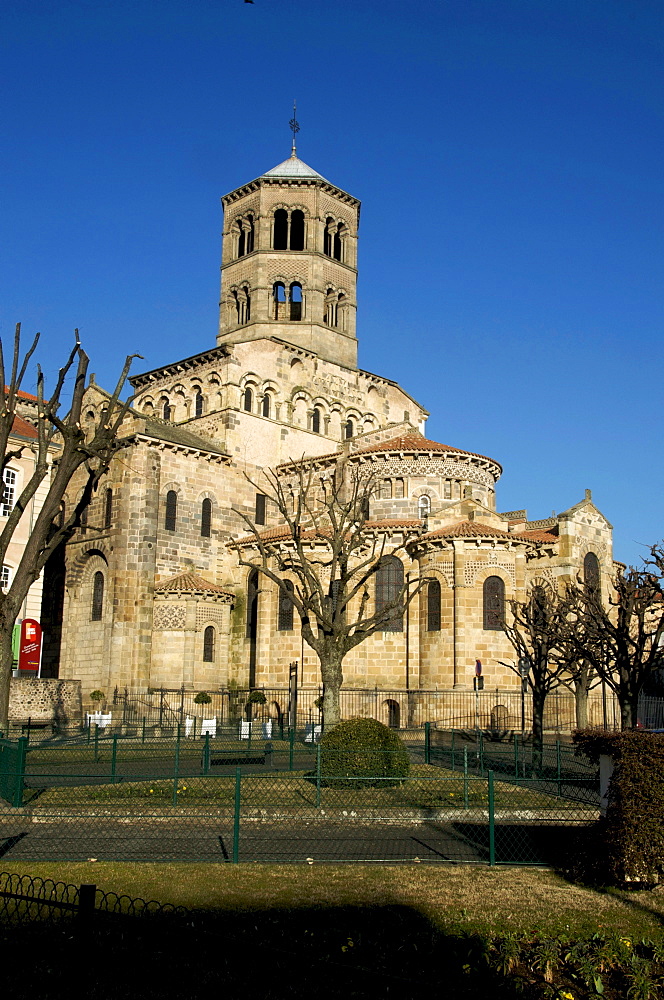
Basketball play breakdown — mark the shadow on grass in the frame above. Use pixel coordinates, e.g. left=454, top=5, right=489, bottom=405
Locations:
left=0, top=903, right=528, bottom=1000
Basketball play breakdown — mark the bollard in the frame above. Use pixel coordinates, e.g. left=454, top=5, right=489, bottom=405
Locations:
left=488, top=770, right=495, bottom=865
left=232, top=767, right=241, bottom=864
left=111, top=734, right=118, bottom=783
left=424, top=721, right=431, bottom=765
left=463, top=746, right=469, bottom=810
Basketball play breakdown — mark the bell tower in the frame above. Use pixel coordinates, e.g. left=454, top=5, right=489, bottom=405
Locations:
left=217, top=143, right=360, bottom=369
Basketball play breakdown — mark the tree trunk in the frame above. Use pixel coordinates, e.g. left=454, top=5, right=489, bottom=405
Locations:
left=574, top=682, right=589, bottom=730
left=620, top=694, right=639, bottom=731
left=0, top=620, right=15, bottom=733
left=319, top=646, right=344, bottom=729
left=531, top=687, right=546, bottom=775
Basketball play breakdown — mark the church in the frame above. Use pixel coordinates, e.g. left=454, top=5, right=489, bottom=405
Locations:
left=41, top=142, right=615, bottom=718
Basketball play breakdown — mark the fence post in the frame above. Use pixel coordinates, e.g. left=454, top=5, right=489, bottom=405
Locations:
left=315, top=744, right=321, bottom=808
left=111, top=734, right=118, bottom=784
left=556, top=739, right=561, bottom=797
left=424, top=721, right=431, bottom=765
left=488, top=770, right=495, bottom=866
left=14, top=736, right=28, bottom=808
left=94, top=724, right=99, bottom=762
left=479, top=730, right=484, bottom=777
left=172, top=738, right=180, bottom=806
left=26, top=717, right=31, bottom=742
left=142, top=717, right=146, bottom=744
left=514, top=732, right=518, bottom=777
left=463, top=746, right=469, bottom=810
left=232, top=767, right=241, bottom=864
left=289, top=727, right=295, bottom=771
left=203, top=731, right=210, bottom=775
left=451, top=729, right=456, bottom=771
left=78, top=883, right=97, bottom=920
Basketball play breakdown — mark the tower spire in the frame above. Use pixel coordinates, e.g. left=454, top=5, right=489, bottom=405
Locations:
left=289, top=100, right=300, bottom=158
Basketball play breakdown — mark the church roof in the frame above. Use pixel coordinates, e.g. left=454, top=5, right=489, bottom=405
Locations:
left=354, top=434, right=502, bottom=469
left=512, top=528, right=559, bottom=544
left=420, top=520, right=522, bottom=541
left=155, top=572, right=234, bottom=598
left=262, top=155, right=328, bottom=181
left=10, top=415, right=37, bottom=440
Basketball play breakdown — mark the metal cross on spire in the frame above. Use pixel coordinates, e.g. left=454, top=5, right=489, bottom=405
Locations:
left=289, top=100, right=300, bottom=157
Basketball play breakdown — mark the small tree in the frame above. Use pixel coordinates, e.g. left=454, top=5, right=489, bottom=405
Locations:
left=564, top=545, right=664, bottom=730
left=0, top=324, right=139, bottom=729
left=500, top=583, right=574, bottom=767
left=231, top=459, right=425, bottom=728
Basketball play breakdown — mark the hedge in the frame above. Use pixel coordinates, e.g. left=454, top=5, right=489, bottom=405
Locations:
left=319, top=717, right=410, bottom=788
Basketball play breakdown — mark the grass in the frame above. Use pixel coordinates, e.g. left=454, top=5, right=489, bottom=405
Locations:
left=2, top=861, right=663, bottom=941
left=17, top=764, right=593, bottom=813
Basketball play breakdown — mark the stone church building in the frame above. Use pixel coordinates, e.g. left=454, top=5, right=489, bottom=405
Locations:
left=41, top=147, right=615, bottom=713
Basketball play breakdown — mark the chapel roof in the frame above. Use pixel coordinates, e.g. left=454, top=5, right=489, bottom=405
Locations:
left=262, top=155, right=328, bottom=181
left=512, top=528, right=559, bottom=544
left=353, top=434, right=502, bottom=470
left=155, top=572, right=234, bottom=597
left=420, top=520, right=522, bottom=541
left=4, top=386, right=40, bottom=403
left=11, top=415, right=37, bottom=440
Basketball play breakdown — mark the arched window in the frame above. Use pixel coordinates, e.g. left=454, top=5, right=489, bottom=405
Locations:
left=418, top=495, right=431, bottom=518
left=261, top=393, right=271, bottom=418
left=375, top=555, right=404, bottom=632
left=333, top=227, right=342, bottom=261
left=104, top=488, right=113, bottom=529
left=2, top=468, right=16, bottom=517
left=380, top=479, right=392, bottom=500
left=394, top=479, right=405, bottom=499
left=324, top=218, right=345, bottom=261
left=165, top=490, right=177, bottom=532
left=277, top=580, right=294, bottom=631
left=273, top=209, right=288, bottom=250
left=384, top=699, right=400, bottom=729
left=290, top=210, right=304, bottom=250
left=91, top=571, right=104, bottom=621
left=324, top=288, right=338, bottom=327
left=243, top=387, right=253, bottom=412
left=195, top=391, right=204, bottom=418
left=237, top=221, right=245, bottom=258
left=163, top=401, right=171, bottom=421
left=584, top=552, right=600, bottom=593
left=344, top=419, right=354, bottom=439
left=312, top=407, right=322, bottom=434
left=289, top=283, right=302, bottom=321
left=427, top=578, right=441, bottom=632
left=273, top=282, right=287, bottom=320
left=203, top=625, right=216, bottom=662
left=483, top=576, right=505, bottom=630
left=201, top=498, right=212, bottom=538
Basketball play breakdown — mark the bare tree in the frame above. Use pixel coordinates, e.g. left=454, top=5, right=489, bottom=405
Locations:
left=230, top=459, right=426, bottom=727
left=563, top=547, right=664, bottom=730
left=0, top=324, right=139, bottom=729
left=500, top=583, right=575, bottom=768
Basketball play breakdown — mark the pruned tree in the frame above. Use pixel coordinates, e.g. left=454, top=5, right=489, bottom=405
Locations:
left=0, top=324, right=139, bottom=729
left=230, top=459, right=426, bottom=728
left=563, top=546, right=664, bottom=730
left=500, top=582, right=576, bottom=767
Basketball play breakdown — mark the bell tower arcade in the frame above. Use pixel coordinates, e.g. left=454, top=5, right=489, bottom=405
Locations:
left=217, top=150, right=360, bottom=369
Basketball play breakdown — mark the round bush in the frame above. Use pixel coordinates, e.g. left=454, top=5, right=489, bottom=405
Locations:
left=319, top=717, right=410, bottom=788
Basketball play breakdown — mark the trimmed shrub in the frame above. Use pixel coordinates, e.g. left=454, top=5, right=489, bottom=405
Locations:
left=572, top=729, right=664, bottom=887
left=89, top=690, right=105, bottom=703
left=193, top=691, right=212, bottom=705
left=319, top=717, right=410, bottom=788
left=247, top=690, right=266, bottom=705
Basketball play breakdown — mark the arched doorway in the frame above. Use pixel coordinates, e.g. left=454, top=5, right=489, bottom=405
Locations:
left=383, top=699, right=401, bottom=729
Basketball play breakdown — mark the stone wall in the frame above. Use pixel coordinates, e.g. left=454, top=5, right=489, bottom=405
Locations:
left=9, top=677, right=82, bottom=724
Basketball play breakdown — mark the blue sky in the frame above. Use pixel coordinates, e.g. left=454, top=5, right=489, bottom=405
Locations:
left=1, top=0, right=662, bottom=566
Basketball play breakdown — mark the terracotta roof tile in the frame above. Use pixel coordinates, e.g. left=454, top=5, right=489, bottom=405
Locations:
left=155, top=572, right=234, bottom=597
left=364, top=518, right=422, bottom=529
left=11, top=415, right=37, bottom=440
left=5, top=386, right=39, bottom=402
left=420, top=520, right=522, bottom=541
left=512, top=529, right=559, bottom=544
left=354, top=434, right=501, bottom=469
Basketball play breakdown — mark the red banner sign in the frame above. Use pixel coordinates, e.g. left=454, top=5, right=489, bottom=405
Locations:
left=18, top=618, right=42, bottom=673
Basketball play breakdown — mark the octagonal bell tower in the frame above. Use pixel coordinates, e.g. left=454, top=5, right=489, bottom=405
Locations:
left=218, top=147, right=360, bottom=369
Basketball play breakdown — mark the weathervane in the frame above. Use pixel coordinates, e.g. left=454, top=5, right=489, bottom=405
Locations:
left=289, top=100, right=300, bottom=157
